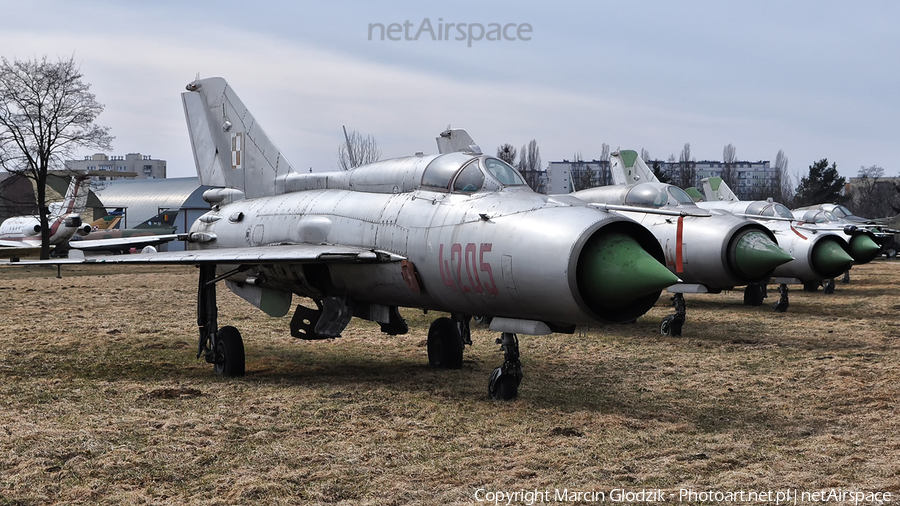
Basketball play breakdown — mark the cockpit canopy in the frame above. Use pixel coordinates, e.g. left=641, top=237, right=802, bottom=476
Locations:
left=420, top=153, right=527, bottom=193
left=798, top=210, right=837, bottom=224
left=746, top=201, right=794, bottom=219
left=624, top=183, right=698, bottom=208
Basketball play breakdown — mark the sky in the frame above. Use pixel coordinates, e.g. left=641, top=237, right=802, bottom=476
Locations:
left=2, top=0, right=898, bottom=183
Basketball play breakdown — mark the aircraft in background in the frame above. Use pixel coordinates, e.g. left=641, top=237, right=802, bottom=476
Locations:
left=695, top=177, right=858, bottom=306
left=87, top=208, right=125, bottom=231
left=69, top=209, right=180, bottom=254
left=8, top=77, right=681, bottom=400
left=569, top=150, right=793, bottom=336
left=792, top=203, right=889, bottom=264
left=0, top=175, right=92, bottom=258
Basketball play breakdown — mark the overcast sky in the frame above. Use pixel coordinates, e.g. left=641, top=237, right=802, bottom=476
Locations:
left=3, top=1, right=898, bottom=183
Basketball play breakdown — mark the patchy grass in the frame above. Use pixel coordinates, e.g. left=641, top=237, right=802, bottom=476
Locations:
left=1, top=262, right=899, bottom=504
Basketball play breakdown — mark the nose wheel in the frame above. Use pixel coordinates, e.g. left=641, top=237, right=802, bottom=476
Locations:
left=772, top=283, right=789, bottom=313
left=660, top=293, right=686, bottom=337
left=488, top=332, right=522, bottom=400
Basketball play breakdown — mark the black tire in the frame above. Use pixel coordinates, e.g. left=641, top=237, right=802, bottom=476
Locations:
left=214, top=326, right=245, bottom=377
left=427, top=317, right=463, bottom=369
left=488, top=367, right=518, bottom=401
left=803, top=281, right=820, bottom=292
left=660, top=316, right=674, bottom=336
left=743, top=284, right=764, bottom=306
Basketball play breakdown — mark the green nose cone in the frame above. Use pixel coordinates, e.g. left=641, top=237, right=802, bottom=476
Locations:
left=848, top=234, right=880, bottom=263
left=812, top=237, right=854, bottom=275
left=732, top=230, right=794, bottom=280
left=579, top=232, right=680, bottom=308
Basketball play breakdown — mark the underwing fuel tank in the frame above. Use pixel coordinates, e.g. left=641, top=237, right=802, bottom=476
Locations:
left=572, top=183, right=793, bottom=290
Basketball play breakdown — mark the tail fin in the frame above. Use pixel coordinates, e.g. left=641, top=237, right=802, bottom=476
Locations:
left=683, top=187, right=705, bottom=202
left=609, top=150, right=658, bottom=186
left=134, top=209, right=179, bottom=229
left=702, top=177, right=739, bottom=202
left=436, top=128, right=482, bottom=154
left=181, top=77, right=297, bottom=198
left=50, top=175, right=90, bottom=217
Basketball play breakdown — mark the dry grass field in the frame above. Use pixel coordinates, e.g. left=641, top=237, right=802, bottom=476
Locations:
left=1, top=261, right=899, bottom=505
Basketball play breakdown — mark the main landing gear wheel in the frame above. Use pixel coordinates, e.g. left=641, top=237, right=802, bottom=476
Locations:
left=214, top=326, right=245, bottom=377
left=488, top=332, right=523, bottom=401
left=427, top=317, right=463, bottom=369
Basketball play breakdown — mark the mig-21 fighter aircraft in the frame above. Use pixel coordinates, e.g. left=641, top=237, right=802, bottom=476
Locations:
left=8, top=77, right=682, bottom=400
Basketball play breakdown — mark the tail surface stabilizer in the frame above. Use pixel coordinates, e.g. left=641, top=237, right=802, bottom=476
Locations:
left=609, top=150, right=658, bottom=186
left=181, top=77, right=297, bottom=198
left=436, top=128, right=482, bottom=155
left=702, top=177, right=739, bottom=202
left=48, top=175, right=91, bottom=217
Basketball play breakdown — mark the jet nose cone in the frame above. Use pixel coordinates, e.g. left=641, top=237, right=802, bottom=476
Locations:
left=848, top=234, right=880, bottom=263
left=812, top=237, right=854, bottom=275
left=730, top=230, right=794, bottom=280
left=579, top=232, right=680, bottom=309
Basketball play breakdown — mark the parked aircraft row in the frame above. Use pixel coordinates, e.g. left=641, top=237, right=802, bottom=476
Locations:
left=4, top=76, right=893, bottom=400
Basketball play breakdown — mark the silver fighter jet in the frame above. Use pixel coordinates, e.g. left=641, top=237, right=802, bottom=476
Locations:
left=696, top=177, right=857, bottom=307
left=571, top=151, right=793, bottom=336
left=791, top=203, right=884, bottom=266
left=10, top=77, right=682, bottom=400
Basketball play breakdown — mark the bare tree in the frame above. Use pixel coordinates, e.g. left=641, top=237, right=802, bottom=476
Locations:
left=676, top=143, right=696, bottom=189
left=0, top=55, right=113, bottom=259
left=640, top=148, right=650, bottom=162
left=517, top=139, right=542, bottom=192
left=721, top=143, right=739, bottom=191
left=594, top=143, right=611, bottom=186
left=569, top=152, right=595, bottom=192
left=337, top=126, right=381, bottom=170
left=496, top=143, right=516, bottom=166
left=848, top=165, right=895, bottom=218
left=773, top=149, right=793, bottom=206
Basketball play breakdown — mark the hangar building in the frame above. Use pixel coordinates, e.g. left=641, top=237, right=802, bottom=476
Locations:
left=92, top=177, right=213, bottom=251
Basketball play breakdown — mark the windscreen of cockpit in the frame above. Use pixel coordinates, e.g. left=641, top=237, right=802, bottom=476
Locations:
left=772, top=203, right=793, bottom=219
left=834, top=205, right=853, bottom=218
left=483, top=157, right=526, bottom=186
left=667, top=186, right=696, bottom=206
